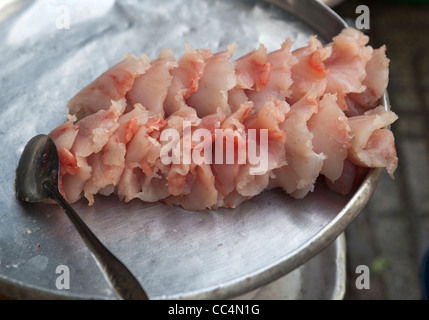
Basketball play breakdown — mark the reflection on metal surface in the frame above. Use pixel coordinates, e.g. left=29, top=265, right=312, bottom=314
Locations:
left=318, top=0, right=345, bottom=7
left=0, top=0, right=30, bottom=23
left=0, top=0, right=383, bottom=299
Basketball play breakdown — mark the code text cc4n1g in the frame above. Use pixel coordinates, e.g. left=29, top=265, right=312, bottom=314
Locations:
left=168, top=303, right=260, bottom=317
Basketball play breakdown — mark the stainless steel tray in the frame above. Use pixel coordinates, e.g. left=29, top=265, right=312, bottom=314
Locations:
left=0, top=0, right=383, bottom=299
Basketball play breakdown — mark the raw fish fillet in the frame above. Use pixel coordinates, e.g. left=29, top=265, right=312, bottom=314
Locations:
left=48, top=28, right=398, bottom=210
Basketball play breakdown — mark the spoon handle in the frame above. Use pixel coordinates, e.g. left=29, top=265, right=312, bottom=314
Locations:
left=43, top=182, right=149, bottom=300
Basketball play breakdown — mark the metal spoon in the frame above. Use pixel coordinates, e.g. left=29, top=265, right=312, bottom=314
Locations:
left=15, top=134, right=149, bottom=300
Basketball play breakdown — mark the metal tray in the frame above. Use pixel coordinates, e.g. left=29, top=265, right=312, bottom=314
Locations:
left=0, top=0, right=383, bottom=299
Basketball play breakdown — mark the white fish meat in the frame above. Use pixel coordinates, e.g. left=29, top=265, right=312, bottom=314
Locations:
left=48, top=27, right=398, bottom=210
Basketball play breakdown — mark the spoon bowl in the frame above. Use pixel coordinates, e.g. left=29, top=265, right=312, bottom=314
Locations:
left=15, top=134, right=148, bottom=300
left=15, top=134, right=59, bottom=203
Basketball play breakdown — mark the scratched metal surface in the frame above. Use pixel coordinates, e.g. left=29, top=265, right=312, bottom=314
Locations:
left=0, top=0, right=382, bottom=299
